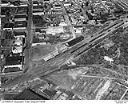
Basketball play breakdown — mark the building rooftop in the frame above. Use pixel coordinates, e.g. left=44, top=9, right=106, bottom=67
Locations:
left=4, top=89, right=49, bottom=100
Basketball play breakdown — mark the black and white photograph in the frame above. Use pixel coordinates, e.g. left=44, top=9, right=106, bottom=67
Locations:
left=0, top=0, right=128, bottom=102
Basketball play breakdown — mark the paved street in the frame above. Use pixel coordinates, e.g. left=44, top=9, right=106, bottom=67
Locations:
left=23, top=0, right=33, bottom=73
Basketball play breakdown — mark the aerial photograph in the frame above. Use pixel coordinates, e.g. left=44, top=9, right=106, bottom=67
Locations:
left=1, top=0, right=128, bottom=100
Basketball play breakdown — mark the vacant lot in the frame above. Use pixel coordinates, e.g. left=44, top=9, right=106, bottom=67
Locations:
left=31, top=44, right=56, bottom=61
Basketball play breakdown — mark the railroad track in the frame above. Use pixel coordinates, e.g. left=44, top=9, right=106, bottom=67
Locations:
left=70, top=20, right=124, bottom=58
left=2, top=5, right=128, bottom=89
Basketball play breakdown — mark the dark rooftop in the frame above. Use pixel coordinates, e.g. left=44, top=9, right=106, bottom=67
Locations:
left=4, top=89, right=49, bottom=100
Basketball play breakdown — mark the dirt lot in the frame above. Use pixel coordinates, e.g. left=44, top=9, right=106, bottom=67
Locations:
left=31, top=44, right=56, bottom=61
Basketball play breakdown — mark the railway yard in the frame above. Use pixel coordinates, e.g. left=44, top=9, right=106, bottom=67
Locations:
left=1, top=0, right=128, bottom=100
